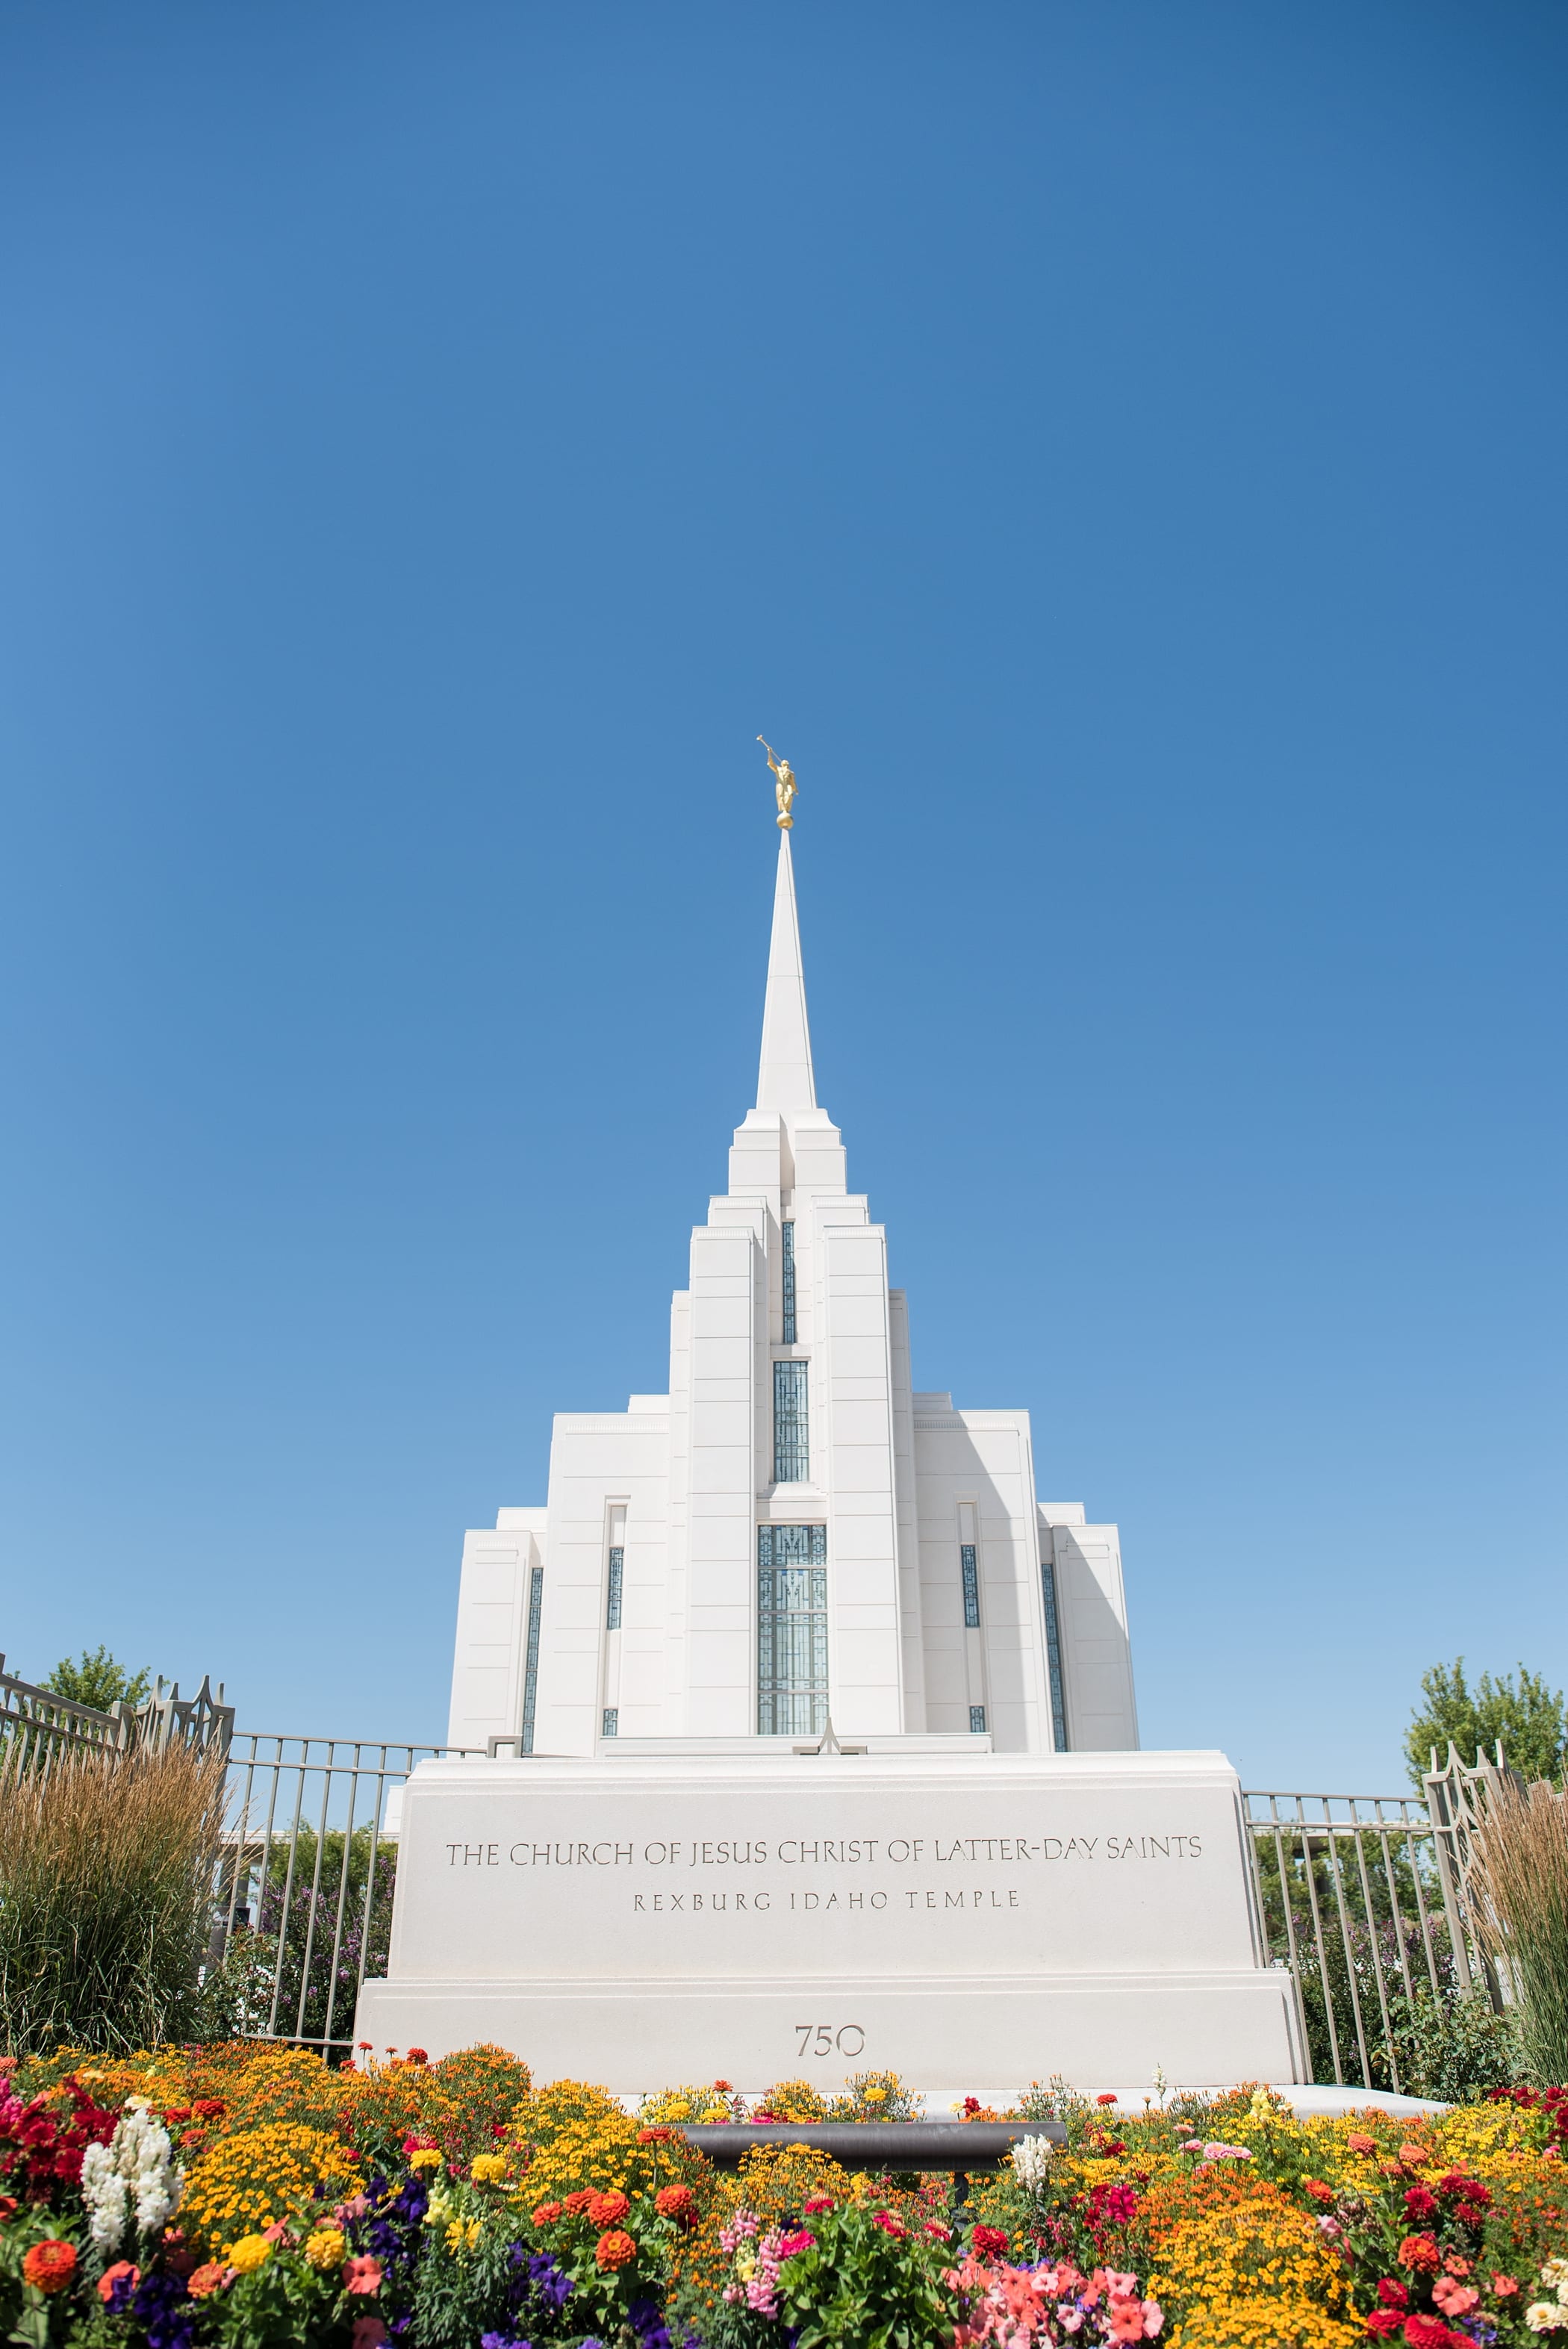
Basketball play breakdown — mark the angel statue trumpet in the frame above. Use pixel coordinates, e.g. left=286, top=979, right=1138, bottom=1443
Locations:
left=758, top=737, right=797, bottom=830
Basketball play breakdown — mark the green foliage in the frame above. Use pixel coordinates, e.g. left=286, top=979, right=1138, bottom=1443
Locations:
left=1404, top=1655, right=1567, bottom=1790
left=1380, top=1982, right=1522, bottom=2102
left=40, top=1646, right=150, bottom=1715
left=778, top=2203, right=955, bottom=2349
left=0, top=1742, right=225, bottom=2054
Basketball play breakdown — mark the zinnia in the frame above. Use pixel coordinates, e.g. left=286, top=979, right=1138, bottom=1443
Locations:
left=1398, top=2234, right=1442, bottom=2272
left=655, top=2185, right=696, bottom=2222
left=228, top=2237, right=272, bottom=2276
left=187, top=2263, right=228, bottom=2297
left=587, top=2191, right=629, bottom=2226
left=971, top=2224, right=1009, bottom=2257
left=532, top=2202, right=564, bottom=2225
left=595, top=2229, right=637, bottom=2271
left=22, top=2241, right=78, bottom=2295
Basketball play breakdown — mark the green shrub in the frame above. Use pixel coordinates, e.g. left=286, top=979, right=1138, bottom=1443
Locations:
left=0, top=1740, right=225, bottom=2054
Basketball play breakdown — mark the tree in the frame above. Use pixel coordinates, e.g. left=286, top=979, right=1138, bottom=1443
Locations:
left=1404, top=1658, right=1567, bottom=1790
left=42, top=1645, right=151, bottom=1716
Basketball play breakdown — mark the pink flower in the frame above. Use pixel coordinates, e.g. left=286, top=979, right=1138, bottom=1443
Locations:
left=351, top=2322, right=388, bottom=2349
left=343, top=2257, right=383, bottom=2297
left=871, top=2210, right=908, bottom=2239
left=777, top=2231, right=816, bottom=2257
left=1431, top=2278, right=1479, bottom=2318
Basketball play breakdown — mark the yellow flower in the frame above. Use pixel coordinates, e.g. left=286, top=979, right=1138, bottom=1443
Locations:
left=227, top=2236, right=273, bottom=2275
left=470, top=2154, right=508, bottom=2185
left=409, top=2148, right=443, bottom=2172
left=665, top=2101, right=691, bottom=2121
left=863, top=2087, right=887, bottom=2104
left=305, top=2230, right=346, bottom=2273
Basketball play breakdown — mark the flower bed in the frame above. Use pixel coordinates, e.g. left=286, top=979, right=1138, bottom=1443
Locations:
left=1, top=2048, right=1564, bottom=2347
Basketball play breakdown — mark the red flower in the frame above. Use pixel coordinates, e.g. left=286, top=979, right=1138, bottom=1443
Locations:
left=1096, top=2093, right=1119, bottom=2106
left=1397, top=2234, right=1441, bottom=2273
left=1401, top=2319, right=1460, bottom=2349
left=531, top=2202, right=564, bottom=2225
left=712, top=2079, right=732, bottom=2092
left=961, top=2097, right=982, bottom=2117
left=1378, top=2281, right=1410, bottom=2309
left=1304, top=2178, right=1335, bottom=2203
left=1454, top=2203, right=1487, bottom=2227
left=922, top=2220, right=952, bottom=2240
left=595, top=2230, right=637, bottom=2272
left=871, top=2211, right=908, bottom=2239
left=1364, top=2317, right=1402, bottom=2341
left=637, top=2126, right=675, bottom=2145
left=161, top=2108, right=193, bottom=2126
left=1437, top=2172, right=1487, bottom=2205
left=192, top=2100, right=225, bottom=2121
left=352, top=2324, right=388, bottom=2349
left=751, top=2111, right=780, bottom=2124
left=1403, top=2187, right=1438, bottom=2221
left=971, top=2225, right=1010, bottom=2257
left=1345, top=2132, right=1378, bottom=2156
left=655, top=2185, right=697, bottom=2224
left=803, top=2197, right=835, bottom=2215
left=587, top=2191, right=629, bottom=2227
left=562, top=2191, right=595, bottom=2215
left=22, top=2241, right=78, bottom=2295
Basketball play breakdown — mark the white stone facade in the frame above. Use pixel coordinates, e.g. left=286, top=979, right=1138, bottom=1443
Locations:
left=447, top=834, right=1138, bottom=1761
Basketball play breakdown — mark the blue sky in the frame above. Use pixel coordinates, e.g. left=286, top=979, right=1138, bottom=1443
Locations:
left=1, top=0, right=1562, bottom=1789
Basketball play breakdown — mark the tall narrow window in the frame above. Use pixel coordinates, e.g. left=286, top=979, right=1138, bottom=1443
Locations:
left=757, top=1523, right=828, bottom=1734
left=520, top=1565, right=544, bottom=1754
left=606, top=1546, right=623, bottom=1630
left=969, top=1704, right=987, bottom=1734
left=601, top=1707, right=618, bottom=1738
left=960, top=1543, right=981, bottom=1628
left=1040, top=1557, right=1068, bottom=1751
left=781, top=1219, right=796, bottom=1343
left=773, top=1359, right=809, bottom=1482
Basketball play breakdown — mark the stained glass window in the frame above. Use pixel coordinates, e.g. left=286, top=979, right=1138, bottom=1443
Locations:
left=520, top=1565, right=544, bottom=1755
left=606, top=1546, right=623, bottom=1630
left=773, top=1359, right=809, bottom=1482
left=757, top=1522, right=828, bottom=1735
left=781, top=1219, right=797, bottom=1343
left=960, top=1543, right=980, bottom=1628
left=1040, top=1557, right=1068, bottom=1751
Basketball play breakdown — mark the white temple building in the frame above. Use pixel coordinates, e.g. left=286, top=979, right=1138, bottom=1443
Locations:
left=447, top=828, right=1139, bottom=1761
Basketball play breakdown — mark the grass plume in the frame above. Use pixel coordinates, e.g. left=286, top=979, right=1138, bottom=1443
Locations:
left=1469, top=1776, right=1568, bottom=2087
left=0, top=1740, right=226, bottom=2054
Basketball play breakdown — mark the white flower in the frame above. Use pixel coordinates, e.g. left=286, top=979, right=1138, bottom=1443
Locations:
left=1543, top=2261, right=1568, bottom=2293
left=1010, top=2134, right=1056, bottom=2192
left=80, top=2101, right=184, bottom=2253
left=1525, top=2304, right=1568, bottom=2333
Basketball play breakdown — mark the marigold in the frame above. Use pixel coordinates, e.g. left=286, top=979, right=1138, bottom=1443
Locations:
left=181, top=2121, right=362, bottom=2253
left=596, top=2227, right=637, bottom=2271
left=22, top=2241, right=78, bottom=2295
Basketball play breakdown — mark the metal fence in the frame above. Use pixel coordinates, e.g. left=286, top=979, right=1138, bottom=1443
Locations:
left=0, top=1652, right=1510, bottom=2082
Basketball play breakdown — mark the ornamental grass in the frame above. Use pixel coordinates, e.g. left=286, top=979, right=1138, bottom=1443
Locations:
left=1469, top=1776, right=1568, bottom=2087
left=0, top=1740, right=226, bottom=2056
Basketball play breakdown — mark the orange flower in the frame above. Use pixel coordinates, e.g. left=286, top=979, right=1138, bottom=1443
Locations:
left=22, top=2241, right=78, bottom=2296
left=1303, top=2178, right=1334, bottom=2203
left=97, top=2261, right=139, bottom=2303
left=587, top=2191, right=629, bottom=2227
left=1397, top=2234, right=1441, bottom=2272
left=638, top=2126, right=674, bottom=2145
left=563, top=2191, right=595, bottom=2215
left=656, top=2185, right=697, bottom=2224
left=187, top=2264, right=228, bottom=2298
left=1345, top=2132, right=1377, bottom=2156
left=532, top=2202, right=564, bottom=2226
left=595, top=2229, right=637, bottom=2271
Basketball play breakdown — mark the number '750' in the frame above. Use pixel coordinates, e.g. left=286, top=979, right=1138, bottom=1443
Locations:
left=794, top=2023, right=865, bottom=2058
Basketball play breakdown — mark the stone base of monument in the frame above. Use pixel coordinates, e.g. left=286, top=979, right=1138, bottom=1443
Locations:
left=353, top=1748, right=1306, bottom=2094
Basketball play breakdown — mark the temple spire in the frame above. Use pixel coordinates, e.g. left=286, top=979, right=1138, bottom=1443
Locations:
left=756, top=830, right=817, bottom=1114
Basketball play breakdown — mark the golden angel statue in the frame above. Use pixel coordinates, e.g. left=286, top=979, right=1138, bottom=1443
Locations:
left=758, top=737, right=798, bottom=829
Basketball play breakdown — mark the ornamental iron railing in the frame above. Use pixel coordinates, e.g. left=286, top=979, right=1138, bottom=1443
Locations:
left=0, top=1654, right=234, bottom=1778
left=0, top=1642, right=1509, bottom=2081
